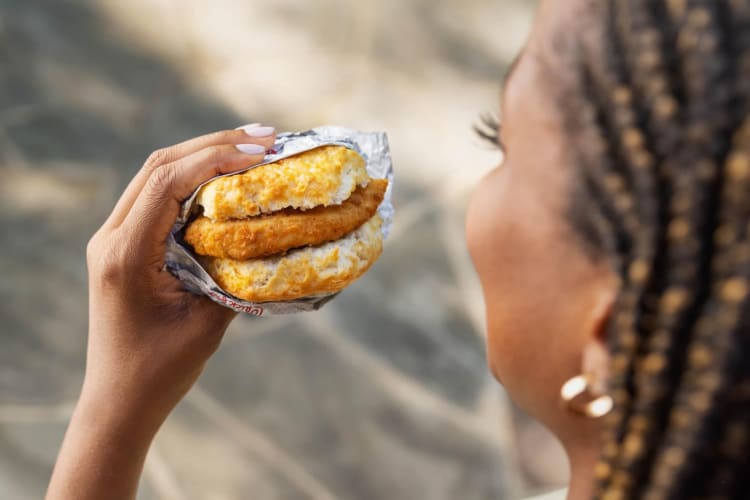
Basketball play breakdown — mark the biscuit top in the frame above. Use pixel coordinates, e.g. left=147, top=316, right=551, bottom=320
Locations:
left=195, top=145, right=370, bottom=221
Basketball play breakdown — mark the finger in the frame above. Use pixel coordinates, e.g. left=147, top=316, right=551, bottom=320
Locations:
left=104, top=125, right=276, bottom=229
left=122, top=143, right=268, bottom=254
left=199, top=296, right=237, bottom=335
left=191, top=295, right=237, bottom=357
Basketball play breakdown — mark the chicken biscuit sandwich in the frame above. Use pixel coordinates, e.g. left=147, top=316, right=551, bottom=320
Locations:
left=183, top=145, right=388, bottom=302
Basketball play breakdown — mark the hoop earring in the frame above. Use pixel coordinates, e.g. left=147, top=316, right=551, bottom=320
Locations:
left=560, top=374, right=613, bottom=418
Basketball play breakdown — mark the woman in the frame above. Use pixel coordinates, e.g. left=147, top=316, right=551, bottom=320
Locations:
left=47, top=0, right=750, bottom=498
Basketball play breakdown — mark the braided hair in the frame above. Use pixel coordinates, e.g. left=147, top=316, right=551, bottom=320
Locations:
left=558, top=0, right=750, bottom=498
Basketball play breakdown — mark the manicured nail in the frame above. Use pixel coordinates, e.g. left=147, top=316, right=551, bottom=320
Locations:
left=235, top=122, right=261, bottom=132
left=236, top=143, right=267, bottom=155
left=246, top=126, right=275, bottom=138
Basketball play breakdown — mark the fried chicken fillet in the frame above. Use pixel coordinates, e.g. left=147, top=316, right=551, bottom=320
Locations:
left=185, top=179, right=388, bottom=260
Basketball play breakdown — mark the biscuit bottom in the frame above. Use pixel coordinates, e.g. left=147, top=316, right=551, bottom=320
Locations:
left=200, top=215, right=383, bottom=302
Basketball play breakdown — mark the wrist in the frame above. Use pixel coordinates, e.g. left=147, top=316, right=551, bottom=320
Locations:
left=77, top=377, right=167, bottom=443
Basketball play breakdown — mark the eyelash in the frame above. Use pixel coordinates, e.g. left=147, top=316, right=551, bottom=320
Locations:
left=474, top=112, right=505, bottom=153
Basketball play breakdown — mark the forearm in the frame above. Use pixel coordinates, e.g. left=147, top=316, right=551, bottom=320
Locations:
left=46, top=388, right=161, bottom=500
left=49, top=126, right=263, bottom=499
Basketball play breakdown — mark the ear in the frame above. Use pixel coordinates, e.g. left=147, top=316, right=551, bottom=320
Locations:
left=581, top=289, right=615, bottom=396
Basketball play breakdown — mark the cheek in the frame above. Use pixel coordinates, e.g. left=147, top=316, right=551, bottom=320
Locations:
left=466, top=170, right=526, bottom=376
left=466, top=172, right=508, bottom=282
left=466, top=170, right=561, bottom=391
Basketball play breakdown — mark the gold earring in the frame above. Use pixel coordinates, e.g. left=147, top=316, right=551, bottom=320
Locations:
left=560, top=374, right=613, bottom=418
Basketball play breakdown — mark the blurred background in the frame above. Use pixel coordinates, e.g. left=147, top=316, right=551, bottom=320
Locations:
left=0, top=0, right=570, bottom=498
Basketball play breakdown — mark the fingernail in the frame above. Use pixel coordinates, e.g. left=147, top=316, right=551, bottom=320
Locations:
left=246, top=126, right=275, bottom=138
left=235, top=122, right=261, bottom=132
left=236, top=143, right=267, bottom=155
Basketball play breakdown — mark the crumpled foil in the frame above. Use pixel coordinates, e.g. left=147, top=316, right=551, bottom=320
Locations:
left=164, top=126, right=394, bottom=316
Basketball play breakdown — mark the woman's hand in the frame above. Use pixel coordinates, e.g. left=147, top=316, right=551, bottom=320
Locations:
left=47, top=125, right=276, bottom=500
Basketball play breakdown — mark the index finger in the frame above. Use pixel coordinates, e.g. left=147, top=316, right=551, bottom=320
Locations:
left=121, top=143, right=268, bottom=260
left=104, top=125, right=275, bottom=229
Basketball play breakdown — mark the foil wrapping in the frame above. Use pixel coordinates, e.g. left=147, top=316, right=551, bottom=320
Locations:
left=165, top=126, right=394, bottom=316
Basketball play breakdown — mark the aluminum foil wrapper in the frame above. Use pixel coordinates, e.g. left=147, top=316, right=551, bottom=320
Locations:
left=165, top=126, right=394, bottom=316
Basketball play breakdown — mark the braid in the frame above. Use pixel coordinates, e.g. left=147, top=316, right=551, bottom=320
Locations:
left=559, top=0, right=750, bottom=498
left=643, top=3, right=750, bottom=498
